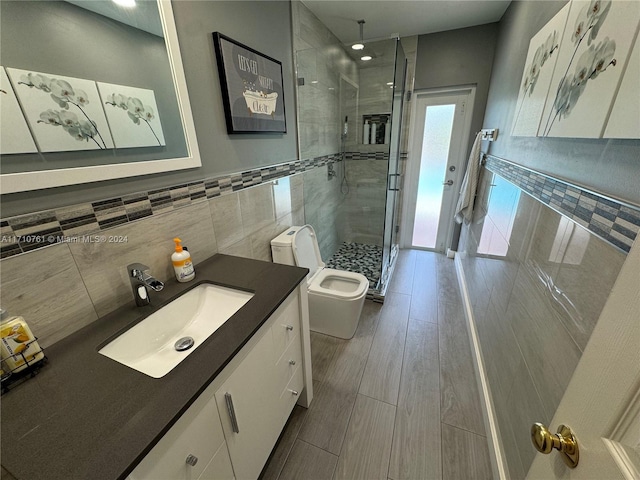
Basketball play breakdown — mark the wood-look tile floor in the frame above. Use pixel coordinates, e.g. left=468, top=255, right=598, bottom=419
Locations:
left=261, top=250, right=492, bottom=480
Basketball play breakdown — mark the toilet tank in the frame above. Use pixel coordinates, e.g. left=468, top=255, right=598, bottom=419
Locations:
left=271, top=227, right=302, bottom=265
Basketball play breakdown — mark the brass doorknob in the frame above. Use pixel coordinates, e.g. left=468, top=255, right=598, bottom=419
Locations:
left=531, top=423, right=579, bottom=468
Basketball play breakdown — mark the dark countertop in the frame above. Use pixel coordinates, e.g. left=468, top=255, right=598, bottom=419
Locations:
left=1, top=254, right=308, bottom=480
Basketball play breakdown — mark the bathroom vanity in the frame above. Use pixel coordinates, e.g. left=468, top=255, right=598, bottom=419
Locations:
left=0, top=254, right=312, bottom=480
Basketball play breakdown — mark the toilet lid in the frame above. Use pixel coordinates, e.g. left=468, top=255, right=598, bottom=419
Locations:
left=292, top=225, right=325, bottom=280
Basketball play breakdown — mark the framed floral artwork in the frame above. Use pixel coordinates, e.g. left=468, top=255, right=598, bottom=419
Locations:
left=97, top=82, right=166, bottom=148
left=0, top=67, right=37, bottom=154
left=6, top=68, right=114, bottom=152
left=603, top=31, right=640, bottom=138
left=538, top=0, right=640, bottom=138
left=212, top=32, right=287, bottom=134
left=511, top=3, right=570, bottom=137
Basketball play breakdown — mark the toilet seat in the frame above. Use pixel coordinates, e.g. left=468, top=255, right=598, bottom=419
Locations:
left=292, top=225, right=369, bottom=300
left=309, top=268, right=369, bottom=300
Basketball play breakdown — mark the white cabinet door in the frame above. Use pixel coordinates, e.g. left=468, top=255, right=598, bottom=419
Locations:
left=129, top=388, right=228, bottom=480
left=215, top=292, right=302, bottom=480
left=215, top=327, right=281, bottom=480
left=198, top=441, right=235, bottom=480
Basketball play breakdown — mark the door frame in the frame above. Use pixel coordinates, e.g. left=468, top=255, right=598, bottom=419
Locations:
left=400, top=85, right=476, bottom=251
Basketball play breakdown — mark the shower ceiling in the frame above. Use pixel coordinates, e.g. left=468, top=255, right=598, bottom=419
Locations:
left=301, top=0, right=511, bottom=44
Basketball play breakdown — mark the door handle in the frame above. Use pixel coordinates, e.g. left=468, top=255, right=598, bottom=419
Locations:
left=442, top=179, right=454, bottom=186
left=225, top=392, right=240, bottom=433
left=388, top=173, right=400, bottom=191
left=531, top=423, right=579, bottom=468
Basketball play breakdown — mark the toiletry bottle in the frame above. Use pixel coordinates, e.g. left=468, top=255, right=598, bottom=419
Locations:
left=172, top=237, right=195, bottom=282
left=0, top=309, right=45, bottom=374
left=363, top=120, right=370, bottom=144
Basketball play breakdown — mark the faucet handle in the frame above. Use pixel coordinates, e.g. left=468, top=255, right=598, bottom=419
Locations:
left=127, top=263, right=149, bottom=278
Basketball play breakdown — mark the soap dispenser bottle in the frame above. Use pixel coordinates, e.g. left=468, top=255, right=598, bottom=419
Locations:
left=0, top=309, right=45, bottom=374
left=172, top=237, right=195, bottom=282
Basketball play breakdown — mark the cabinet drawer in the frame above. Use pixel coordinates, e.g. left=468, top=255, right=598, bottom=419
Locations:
left=274, top=334, right=302, bottom=393
left=198, top=441, right=235, bottom=480
left=270, top=292, right=300, bottom=357
left=129, top=389, right=225, bottom=480
left=277, top=365, right=304, bottom=423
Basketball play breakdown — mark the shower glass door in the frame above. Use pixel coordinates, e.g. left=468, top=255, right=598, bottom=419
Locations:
left=381, top=40, right=406, bottom=287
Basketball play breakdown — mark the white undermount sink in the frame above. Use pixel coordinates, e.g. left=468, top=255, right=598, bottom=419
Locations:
left=99, top=283, right=254, bottom=378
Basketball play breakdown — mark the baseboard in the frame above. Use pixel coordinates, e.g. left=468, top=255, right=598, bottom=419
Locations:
left=455, top=253, right=508, bottom=480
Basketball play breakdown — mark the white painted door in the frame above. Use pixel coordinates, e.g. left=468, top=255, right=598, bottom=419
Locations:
left=401, top=87, right=474, bottom=252
left=527, top=237, right=640, bottom=479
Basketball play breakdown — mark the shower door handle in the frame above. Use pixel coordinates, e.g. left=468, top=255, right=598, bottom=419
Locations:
left=388, top=174, right=400, bottom=191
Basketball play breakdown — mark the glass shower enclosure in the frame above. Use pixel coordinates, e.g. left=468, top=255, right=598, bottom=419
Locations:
left=293, top=18, right=406, bottom=298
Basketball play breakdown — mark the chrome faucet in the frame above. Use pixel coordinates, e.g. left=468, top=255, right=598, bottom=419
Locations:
left=127, top=263, right=164, bottom=307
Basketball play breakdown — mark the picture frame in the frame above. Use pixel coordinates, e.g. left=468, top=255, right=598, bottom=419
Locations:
left=212, top=32, right=287, bottom=134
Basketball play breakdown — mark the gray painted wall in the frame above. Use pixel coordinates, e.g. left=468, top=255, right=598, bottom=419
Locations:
left=415, top=23, right=499, bottom=157
left=2, top=1, right=297, bottom=217
left=483, top=0, right=640, bottom=205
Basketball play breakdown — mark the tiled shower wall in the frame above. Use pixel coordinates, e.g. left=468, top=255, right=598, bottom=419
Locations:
left=340, top=153, right=389, bottom=246
left=458, top=159, right=635, bottom=478
left=292, top=0, right=358, bottom=160
left=0, top=175, right=304, bottom=348
left=302, top=164, right=343, bottom=260
left=292, top=0, right=357, bottom=259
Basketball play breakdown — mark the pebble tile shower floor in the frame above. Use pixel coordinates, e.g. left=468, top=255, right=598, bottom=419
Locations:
left=325, top=242, right=382, bottom=289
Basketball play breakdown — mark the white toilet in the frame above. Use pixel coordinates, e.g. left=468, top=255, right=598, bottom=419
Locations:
left=271, top=225, right=368, bottom=339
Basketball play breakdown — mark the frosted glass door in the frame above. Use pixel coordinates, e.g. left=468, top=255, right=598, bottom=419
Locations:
left=403, top=89, right=473, bottom=252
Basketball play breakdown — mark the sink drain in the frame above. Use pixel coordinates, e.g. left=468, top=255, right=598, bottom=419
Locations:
left=175, top=336, right=195, bottom=352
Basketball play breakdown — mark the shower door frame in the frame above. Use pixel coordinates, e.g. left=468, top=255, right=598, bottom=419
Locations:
left=380, top=39, right=407, bottom=291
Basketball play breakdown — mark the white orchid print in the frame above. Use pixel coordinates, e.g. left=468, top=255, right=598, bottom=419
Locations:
left=522, top=31, right=559, bottom=97
left=105, top=93, right=161, bottom=145
left=513, top=30, right=560, bottom=128
left=18, top=73, right=108, bottom=148
left=543, top=0, right=615, bottom=135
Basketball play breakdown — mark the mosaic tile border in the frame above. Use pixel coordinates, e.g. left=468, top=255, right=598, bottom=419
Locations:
left=0, top=153, right=342, bottom=259
left=344, top=152, right=390, bottom=160
left=485, top=155, right=640, bottom=253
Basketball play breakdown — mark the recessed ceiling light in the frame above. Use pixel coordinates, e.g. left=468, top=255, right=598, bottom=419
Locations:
left=311, top=80, right=318, bottom=84
left=386, top=82, right=393, bottom=85
left=361, top=55, right=372, bottom=61
left=113, top=0, right=136, bottom=7
left=352, top=43, right=365, bottom=51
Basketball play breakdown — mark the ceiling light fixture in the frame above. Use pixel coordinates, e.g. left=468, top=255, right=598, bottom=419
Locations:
left=352, top=20, right=365, bottom=50
left=361, top=55, right=372, bottom=61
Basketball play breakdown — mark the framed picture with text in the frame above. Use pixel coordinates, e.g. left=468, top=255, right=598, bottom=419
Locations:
left=212, top=32, right=287, bottom=134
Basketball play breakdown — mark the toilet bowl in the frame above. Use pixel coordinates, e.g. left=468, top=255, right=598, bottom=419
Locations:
left=271, top=226, right=368, bottom=339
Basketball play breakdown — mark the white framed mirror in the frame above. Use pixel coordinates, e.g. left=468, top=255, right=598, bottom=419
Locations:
left=0, top=0, right=201, bottom=194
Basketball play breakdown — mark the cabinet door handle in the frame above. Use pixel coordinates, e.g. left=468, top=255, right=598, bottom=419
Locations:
left=289, top=389, right=299, bottom=396
left=185, top=454, right=198, bottom=467
left=289, top=360, right=296, bottom=366
left=224, top=392, right=240, bottom=433
left=285, top=324, right=294, bottom=331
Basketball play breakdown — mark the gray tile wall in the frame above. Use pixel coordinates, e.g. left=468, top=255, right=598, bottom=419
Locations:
left=458, top=163, right=629, bottom=478
left=292, top=1, right=358, bottom=160
left=292, top=1, right=358, bottom=259
left=340, top=158, right=388, bottom=245
left=0, top=174, right=305, bottom=348
left=302, top=165, right=345, bottom=260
